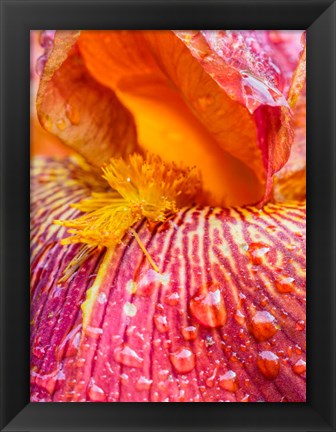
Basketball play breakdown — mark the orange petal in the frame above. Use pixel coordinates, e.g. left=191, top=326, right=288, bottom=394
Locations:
left=36, top=31, right=138, bottom=168
left=31, top=156, right=306, bottom=402
left=77, top=30, right=267, bottom=207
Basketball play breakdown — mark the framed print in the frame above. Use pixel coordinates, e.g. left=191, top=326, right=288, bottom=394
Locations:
left=1, top=0, right=335, bottom=431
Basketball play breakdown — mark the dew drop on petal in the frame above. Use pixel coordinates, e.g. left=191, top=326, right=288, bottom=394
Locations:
left=113, top=344, right=144, bottom=368
left=65, top=102, right=81, bottom=125
left=154, top=314, right=168, bottom=333
left=257, top=351, right=280, bottom=380
left=275, top=276, right=295, bottom=293
left=219, top=370, right=239, bottom=392
left=170, top=347, right=196, bottom=374
left=123, top=302, right=137, bottom=317
left=125, top=279, right=137, bottom=294
left=250, top=311, right=279, bottom=342
left=135, top=269, right=166, bottom=297
left=292, top=359, right=306, bottom=375
left=247, top=243, right=270, bottom=265
left=56, top=118, right=67, bottom=131
left=190, top=284, right=226, bottom=328
left=136, top=376, right=153, bottom=391
left=98, top=292, right=107, bottom=304
left=234, top=309, right=246, bottom=325
left=181, top=325, right=198, bottom=341
left=205, top=365, right=219, bottom=388
left=164, top=291, right=180, bottom=306
left=87, top=380, right=106, bottom=402
left=295, top=319, right=305, bottom=331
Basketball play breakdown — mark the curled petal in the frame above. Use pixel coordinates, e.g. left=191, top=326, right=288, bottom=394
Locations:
left=31, top=157, right=306, bottom=402
left=36, top=31, right=138, bottom=168
left=176, top=30, right=305, bottom=205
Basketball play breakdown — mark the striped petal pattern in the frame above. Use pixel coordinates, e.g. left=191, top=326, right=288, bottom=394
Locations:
left=31, top=157, right=306, bottom=402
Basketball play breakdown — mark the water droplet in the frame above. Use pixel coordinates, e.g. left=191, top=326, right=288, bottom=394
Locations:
left=87, top=380, right=106, bottom=402
left=205, top=366, right=218, bottom=388
left=113, top=344, right=144, bottom=368
left=190, top=283, right=226, bottom=328
left=123, top=302, right=137, bottom=317
left=126, top=279, right=137, bottom=294
left=136, top=376, right=153, bottom=391
left=248, top=243, right=270, bottom=265
left=154, top=314, right=168, bottom=333
left=86, top=326, right=103, bottom=338
left=39, top=30, right=55, bottom=49
left=136, top=269, right=169, bottom=297
left=164, top=291, right=180, bottom=306
left=234, top=309, right=246, bottom=325
left=205, top=335, right=215, bottom=347
left=295, top=319, right=305, bottom=331
left=56, top=118, right=67, bottom=131
left=35, top=54, right=48, bottom=77
left=250, top=311, right=279, bottom=342
left=257, top=351, right=280, bottom=380
left=120, top=373, right=129, bottom=385
left=275, top=276, right=295, bottom=293
left=170, top=347, right=195, bottom=374
left=219, top=370, right=239, bottom=392
left=292, top=359, right=306, bottom=375
left=181, top=325, right=198, bottom=341
left=98, top=292, right=107, bottom=304
left=197, top=94, right=214, bottom=110
left=240, top=394, right=250, bottom=402
left=65, top=102, right=80, bottom=125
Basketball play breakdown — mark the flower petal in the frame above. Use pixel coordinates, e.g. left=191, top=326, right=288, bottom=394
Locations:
left=76, top=30, right=267, bottom=206
left=36, top=31, right=138, bottom=168
left=176, top=30, right=305, bottom=205
left=31, top=157, right=306, bottom=402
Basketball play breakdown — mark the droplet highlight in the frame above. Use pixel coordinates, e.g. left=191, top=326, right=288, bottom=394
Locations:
left=190, top=283, right=226, bottom=328
left=250, top=311, right=278, bottom=342
left=257, top=351, right=280, bottom=380
left=113, top=344, right=144, bottom=368
left=170, top=347, right=195, bottom=374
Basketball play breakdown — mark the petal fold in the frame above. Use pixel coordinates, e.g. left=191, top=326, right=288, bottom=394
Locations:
left=36, top=31, right=138, bottom=168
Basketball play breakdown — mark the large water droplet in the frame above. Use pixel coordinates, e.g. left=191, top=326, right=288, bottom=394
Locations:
left=257, top=351, right=280, bottom=380
left=250, top=311, right=278, bottom=342
left=219, top=370, right=239, bottom=392
left=248, top=243, right=270, bottom=265
left=190, top=284, right=226, bottom=328
left=292, top=359, right=306, bottom=375
left=154, top=314, right=168, bottom=333
left=170, top=347, right=195, bottom=374
left=113, top=344, right=144, bottom=368
left=275, top=276, right=295, bottom=293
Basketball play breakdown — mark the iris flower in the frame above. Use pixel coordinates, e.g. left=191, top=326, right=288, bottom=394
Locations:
left=30, top=30, right=306, bottom=402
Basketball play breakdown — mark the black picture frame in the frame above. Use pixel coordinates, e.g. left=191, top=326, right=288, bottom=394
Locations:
left=1, top=0, right=335, bottom=431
